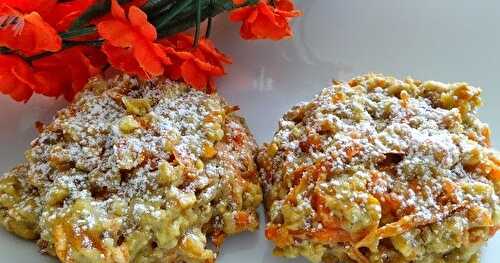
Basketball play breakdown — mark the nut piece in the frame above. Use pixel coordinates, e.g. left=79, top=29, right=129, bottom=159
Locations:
left=266, top=143, right=279, bottom=157
left=119, top=115, right=140, bottom=134
left=178, top=229, right=214, bottom=260
left=46, top=186, right=69, bottom=206
left=195, top=159, right=204, bottom=170
left=201, top=142, right=217, bottom=159
left=205, top=122, right=224, bottom=142
left=122, top=97, right=151, bottom=116
left=158, top=161, right=174, bottom=185
left=177, top=191, right=197, bottom=209
left=85, top=78, right=108, bottom=95
left=164, top=141, right=176, bottom=153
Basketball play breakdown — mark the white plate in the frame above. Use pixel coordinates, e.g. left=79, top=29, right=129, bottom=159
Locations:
left=0, top=0, right=499, bottom=262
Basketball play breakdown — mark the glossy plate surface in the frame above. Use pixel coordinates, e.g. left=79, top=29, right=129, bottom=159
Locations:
left=0, top=0, right=499, bottom=262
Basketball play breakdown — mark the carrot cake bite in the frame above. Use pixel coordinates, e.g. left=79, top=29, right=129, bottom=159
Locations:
left=0, top=75, right=262, bottom=263
left=258, top=74, right=500, bottom=263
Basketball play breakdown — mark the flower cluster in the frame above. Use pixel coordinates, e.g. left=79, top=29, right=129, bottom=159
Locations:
left=230, top=0, right=301, bottom=40
left=0, top=0, right=301, bottom=102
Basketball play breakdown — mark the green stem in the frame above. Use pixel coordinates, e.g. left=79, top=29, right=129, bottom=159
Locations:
left=60, top=27, right=97, bottom=40
left=64, top=39, right=104, bottom=47
left=26, top=40, right=104, bottom=61
left=0, top=47, right=12, bottom=55
left=205, top=0, right=214, bottom=38
left=193, top=0, right=202, bottom=47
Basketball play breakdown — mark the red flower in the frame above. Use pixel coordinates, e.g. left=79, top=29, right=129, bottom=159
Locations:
left=130, top=0, right=148, bottom=7
left=44, top=0, right=96, bottom=32
left=161, top=34, right=232, bottom=93
left=3, top=0, right=96, bottom=32
left=229, top=0, right=301, bottom=40
left=0, top=4, right=62, bottom=56
left=32, top=46, right=106, bottom=100
left=101, top=43, right=147, bottom=78
left=90, top=0, right=147, bottom=26
left=0, top=0, right=56, bottom=17
left=0, top=55, right=35, bottom=102
left=97, top=0, right=170, bottom=79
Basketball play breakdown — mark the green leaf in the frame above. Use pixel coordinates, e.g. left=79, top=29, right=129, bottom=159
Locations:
left=156, top=0, right=258, bottom=38
left=143, top=0, right=176, bottom=13
left=60, top=26, right=97, bottom=39
left=155, top=0, right=194, bottom=30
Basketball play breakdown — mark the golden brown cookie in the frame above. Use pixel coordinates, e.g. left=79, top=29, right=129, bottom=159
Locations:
left=258, top=74, right=499, bottom=263
left=0, top=75, right=262, bottom=263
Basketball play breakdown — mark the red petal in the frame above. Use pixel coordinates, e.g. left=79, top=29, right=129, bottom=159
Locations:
left=181, top=60, right=207, bottom=90
left=133, top=40, right=164, bottom=78
left=229, top=6, right=254, bottom=21
left=192, top=58, right=224, bottom=76
left=239, top=21, right=255, bottom=39
left=165, top=64, right=182, bottom=81
left=102, top=42, right=147, bottom=78
left=128, top=6, right=156, bottom=41
left=252, top=15, right=291, bottom=40
left=199, top=39, right=232, bottom=64
left=0, top=6, right=62, bottom=55
left=110, top=0, right=126, bottom=20
left=275, top=9, right=302, bottom=18
left=33, top=70, right=66, bottom=96
left=168, top=49, right=196, bottom=60
left=232, top=0, right=246, bottom=5
left=2, top=0, right=56, bottom=15
left=97, top=20, right=136, bottom=47
left=7, top=82, right=32, bottom=102
left=0, top=74, right=17, bottom=94
left=80, top=46, right=108, bottom=68
left=131, top=0, right=148, bottom=6
left=0, top=55, right=35, bottom=102
left=207, top=77, right=216, bottom=93
left=152, top=43, right=171, bottom=65
left=247, top=6, right=260, bottom=23
left=32, top=46, right=103, bottom=99
left=45, top=0, right=96, bottom=31
left=276, top=0, right=296, bottom=12
left=23, top=12, right=63, bottom=52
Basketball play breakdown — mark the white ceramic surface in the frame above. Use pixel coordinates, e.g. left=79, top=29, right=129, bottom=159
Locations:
left=1, top=0, right=499, bottom=262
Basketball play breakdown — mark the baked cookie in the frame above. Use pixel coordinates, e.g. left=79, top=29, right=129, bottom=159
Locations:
left=258, top=74, right=499, bottom=263
left=0, top=75, right=262, bottom=263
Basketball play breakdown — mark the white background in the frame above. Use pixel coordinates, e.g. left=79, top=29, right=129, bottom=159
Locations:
left=0, top=0, right=499, bottom=262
